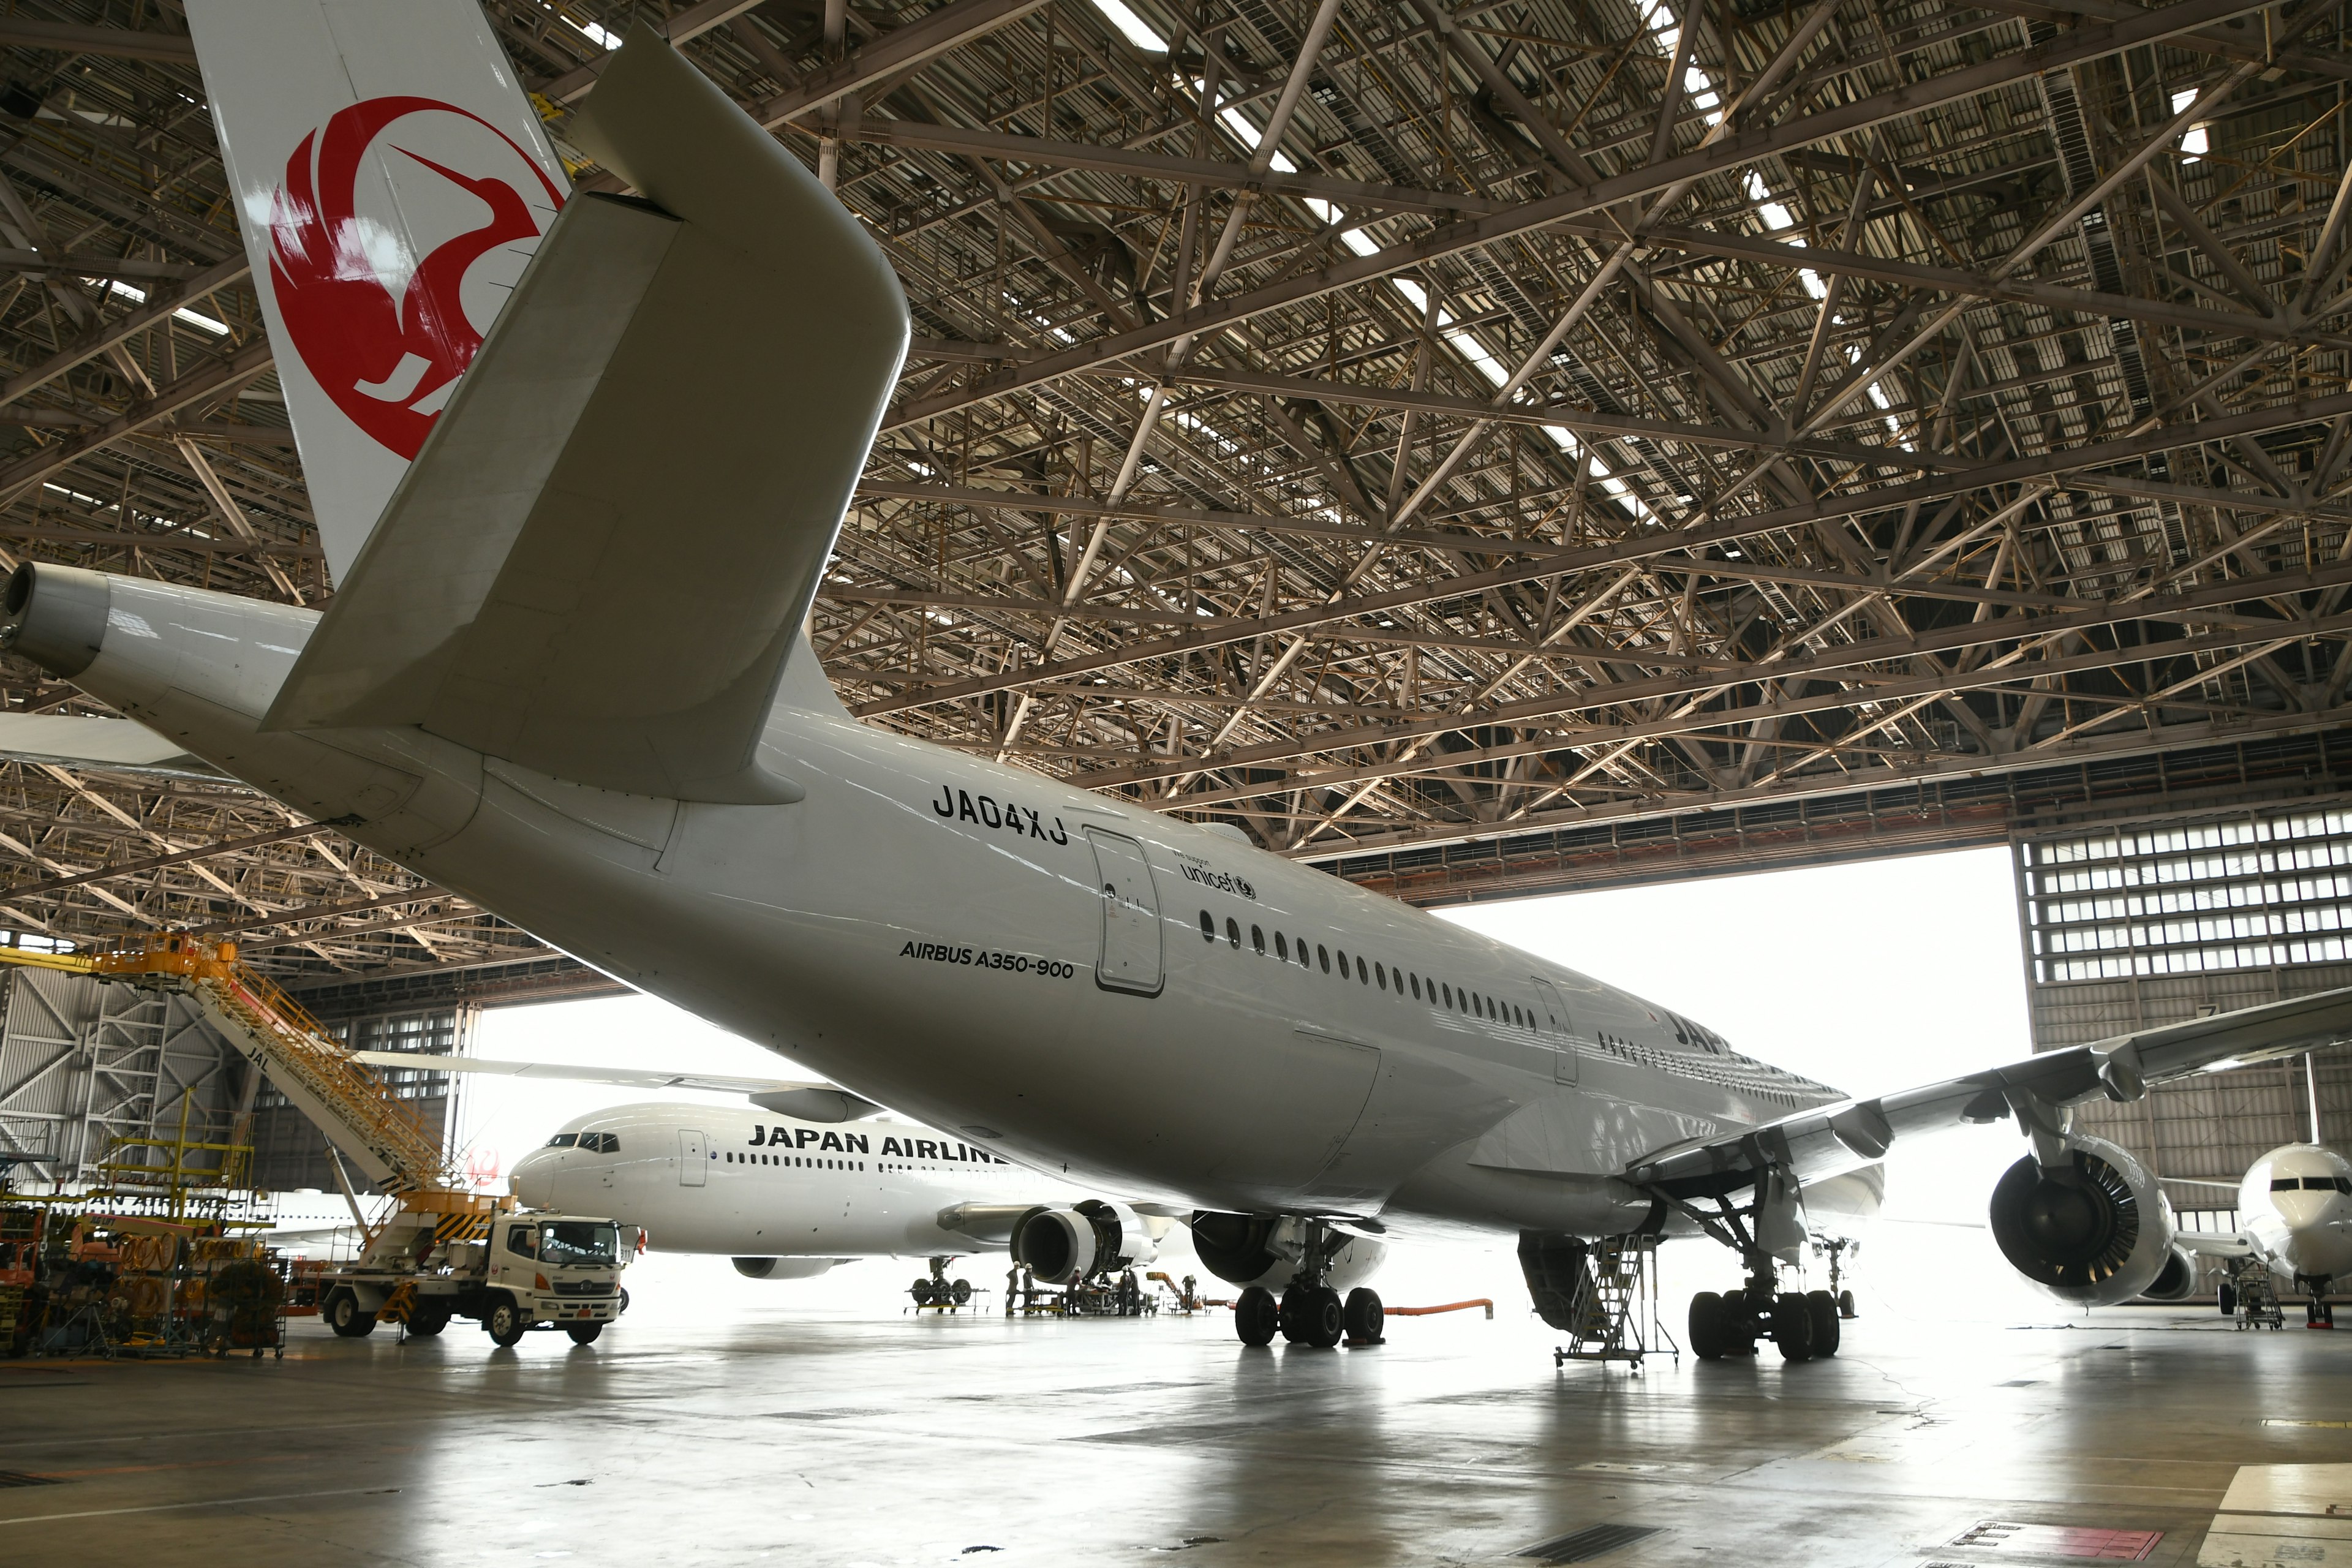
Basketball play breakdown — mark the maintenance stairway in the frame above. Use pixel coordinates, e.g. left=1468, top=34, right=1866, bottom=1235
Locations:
left=1520, top=1232, right=1677, bottom=1371
left=0, top=933, right=494, bottom=1234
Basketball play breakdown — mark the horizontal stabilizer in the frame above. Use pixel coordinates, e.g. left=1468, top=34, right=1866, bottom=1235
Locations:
left=262, top=25, right=906, bottom=801
left=0, top=712, right=224, bottom=778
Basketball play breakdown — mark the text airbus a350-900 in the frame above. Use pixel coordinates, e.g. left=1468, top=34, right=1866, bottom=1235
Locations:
left=7, top=4, right=2350, bottom=1360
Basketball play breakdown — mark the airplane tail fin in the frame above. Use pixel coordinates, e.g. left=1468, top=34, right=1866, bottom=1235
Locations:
left=260, top=27, right=905, bottom=801
left=183, top=0, right=570, bottom=586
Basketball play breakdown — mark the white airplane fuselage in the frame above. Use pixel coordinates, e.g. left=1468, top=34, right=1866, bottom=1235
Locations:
left=31, top=572, right=1848, bottom=1242
left=2237, top=1144, right=2352, bottom=1284
left=509, top=1102, right=1072, bottom=1257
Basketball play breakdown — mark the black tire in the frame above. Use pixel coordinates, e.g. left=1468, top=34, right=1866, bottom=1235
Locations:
left=2219, top=1280, right=2237, bottom=1316
left=951, top=1279, right=972, bottom=1306
left=1288, top=1286, right=1344, bottom=1348
left=1838, top=1288, right=1856, bottom=1318
left=1687, top=1291, right=1729, bottom=1360
left=617, top=1287, right=630, bottom=1316
left=1804, top=1289, right=1841, bottom=1357
left=1234, top=1286, right=1278, bottom=1346
left=911, top=1278, right=935, bottom=1306
left=487, top=1298, right=527, bottom=1348
left=1343, top=1287, right=1385, bottom=1344
left=566, top=1322, right=602, bottom=1346
left=326, top=1290, right=376, bottom=1339
left=1772, top=1292, right=1815, bottom=1362
left=407, top=1311, right=448, bottom=1338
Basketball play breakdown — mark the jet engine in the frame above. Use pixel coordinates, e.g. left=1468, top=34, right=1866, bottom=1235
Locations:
left=1009, top=1200, right=1159, bottom=1284
left=731, top=1256, right=839, bottom=1280
left=1188, top=1212, right=1387, bottom=1292
left=1987, top=1134, right=2177, bottom=1306
left=2139, top=1246, right=2200, bottom=1302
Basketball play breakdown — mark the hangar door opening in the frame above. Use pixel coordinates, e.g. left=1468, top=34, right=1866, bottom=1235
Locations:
left=1087, top=828, right=1163, bottom=995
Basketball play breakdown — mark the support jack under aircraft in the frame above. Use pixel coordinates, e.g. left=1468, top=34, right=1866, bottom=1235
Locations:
left=6, top=6, right=2352, bottom=1366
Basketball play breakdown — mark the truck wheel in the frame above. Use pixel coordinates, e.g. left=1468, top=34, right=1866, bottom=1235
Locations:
left=407, top=1311, right=448, bottom=1337
left=326, top=1290, right=377, bottom=1339
left=566, top=1322, right=603, bottom=1346
left=487, top=1299, right=527, bottom=1348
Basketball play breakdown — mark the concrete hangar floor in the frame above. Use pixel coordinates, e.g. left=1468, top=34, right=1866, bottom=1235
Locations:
left=1, top=1268, right=2344, bottom=1568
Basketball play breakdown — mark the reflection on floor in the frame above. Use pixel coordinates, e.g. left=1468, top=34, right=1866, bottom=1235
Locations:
left=1, top=1291, right=2345, bottom=1567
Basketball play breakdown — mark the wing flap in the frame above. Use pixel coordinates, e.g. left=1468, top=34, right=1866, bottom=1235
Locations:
left=263, top=26, right=905, bottom=801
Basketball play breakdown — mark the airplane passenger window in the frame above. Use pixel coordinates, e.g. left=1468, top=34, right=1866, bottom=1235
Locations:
left=1276, top=932, right=1289, bottom=961
left=1294, top=935, right=1308, bottom=965
left=1375, top=963, right=1386, bottom=990
left=1227, top=917, right=1242, bottom=948
left=1411, top=974, right=1422, bottom=999
left=1199, top=910, right=1215, bottom=942
left=1252, top=925, right=1265, bottom=955
left=1336, top=949, right=1349, bottom=976
left=1319, top=945, right=1330, bottom=973
left=1358, top=957, right=1369, bottom=984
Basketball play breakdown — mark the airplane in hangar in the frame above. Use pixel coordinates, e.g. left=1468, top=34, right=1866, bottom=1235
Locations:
left=2162, top=1141, right=2352, bottom=1328
left=393, top=1054, right=1393, bottom=1325
left=6, top=4, right=2352, bottom=1360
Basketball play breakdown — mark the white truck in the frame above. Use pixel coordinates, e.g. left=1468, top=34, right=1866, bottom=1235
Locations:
left=319, top=1210, right=636, bottom=1348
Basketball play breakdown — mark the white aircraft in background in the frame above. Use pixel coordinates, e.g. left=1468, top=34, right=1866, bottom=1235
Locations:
left=8, top=7, right=2352, bottom=1362
left=2171, top=1143, right=2352, bottom=1327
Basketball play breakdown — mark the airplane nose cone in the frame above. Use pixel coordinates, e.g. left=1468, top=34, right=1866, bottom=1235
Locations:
left=510, top=1148, right=557, bottom=1209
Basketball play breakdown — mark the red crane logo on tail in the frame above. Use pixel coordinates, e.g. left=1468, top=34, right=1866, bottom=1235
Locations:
left=268, top=96, right=565, bottom=459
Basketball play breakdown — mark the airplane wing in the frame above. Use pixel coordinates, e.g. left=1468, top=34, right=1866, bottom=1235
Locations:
left=351, top=1051, right=882, bottom=1121
left=1624, top=985, right=2352, bottom=1197
left=0, top=712, right=225, bottom=778
left=2176, top=1229, right=2254, bottom=1259
left=258, top=25, right=906, bottom=803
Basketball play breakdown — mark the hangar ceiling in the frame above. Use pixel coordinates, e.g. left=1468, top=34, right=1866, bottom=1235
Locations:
left=0, top=0, right=2344, bottom=1002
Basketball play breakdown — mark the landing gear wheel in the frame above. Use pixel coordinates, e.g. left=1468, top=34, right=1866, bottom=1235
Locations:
left=1838, top=1288, right=1856, bottom=1319
left=1343, top=1287, right=1385, bottom=1345
left=951, top=1279, right=972, bottom=1306
left=1687, top=1291, right=1730, bottom=1359
left=326, top=1291, right=376, bottom=1339
left=407, top=1311, right=448, bottom=1338
left=1804, top=1289, right=1841, bottom=1357
left=911, top=1277, right=937, bottom=1306
left=2219, top=1280, right=2237, bottom=1316
left=1281, top=1286, right=1344, bottom=1348
left=1771, top=1292, right=1815, bottom=1362
left=1234, top=1286, right=1278, bottom=1346
left=566, top=1322, right=603, bottom=1346
left=487, top=1299, right=527, bottom=1348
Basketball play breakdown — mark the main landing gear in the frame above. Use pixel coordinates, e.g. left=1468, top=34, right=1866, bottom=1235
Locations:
left=1231, top=1219, right=1383, bottom=1350
left=1686, top=1256, right=1841, bottom=1362
left=2301, top=1275, right=2337, bottom=1329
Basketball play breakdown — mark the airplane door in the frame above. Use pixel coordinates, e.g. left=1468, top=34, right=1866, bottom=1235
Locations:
left=679, top=1128, right=707, bottom=1185
left=1087, top=828, right=1164, bottom=995
left=1534, top=978, right=1576, bottom=1084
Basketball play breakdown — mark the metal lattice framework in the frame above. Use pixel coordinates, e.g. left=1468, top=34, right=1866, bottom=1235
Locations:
left=0, top=0, right=2344, bottom=999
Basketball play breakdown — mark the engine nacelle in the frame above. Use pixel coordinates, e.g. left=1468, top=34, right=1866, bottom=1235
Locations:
left=1010, top=1200, right=1158, bottom=1285
left=1188, top=1212, right=1387, bottom=1292
left=2140, top=1246, right=2200, bottom=1302
left=732, top=1256, right=839, bottom=1280
left=1988, top=1135, right=2177, bottom=1306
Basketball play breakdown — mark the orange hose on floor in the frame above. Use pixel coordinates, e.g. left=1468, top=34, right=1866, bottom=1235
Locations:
left=1384, top=1298, right=1494, bottom=1318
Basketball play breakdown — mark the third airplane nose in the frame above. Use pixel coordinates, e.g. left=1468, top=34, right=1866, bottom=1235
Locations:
left=510, top=1147, right=557, bottom=1209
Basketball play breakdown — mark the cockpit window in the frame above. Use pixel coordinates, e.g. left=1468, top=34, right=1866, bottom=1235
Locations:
left=545, top=1133, right=578, bottom=1148
left=2271, top=1176, right=2351, bottom=1192
left=585, top=1132, right=620, bottom=1154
